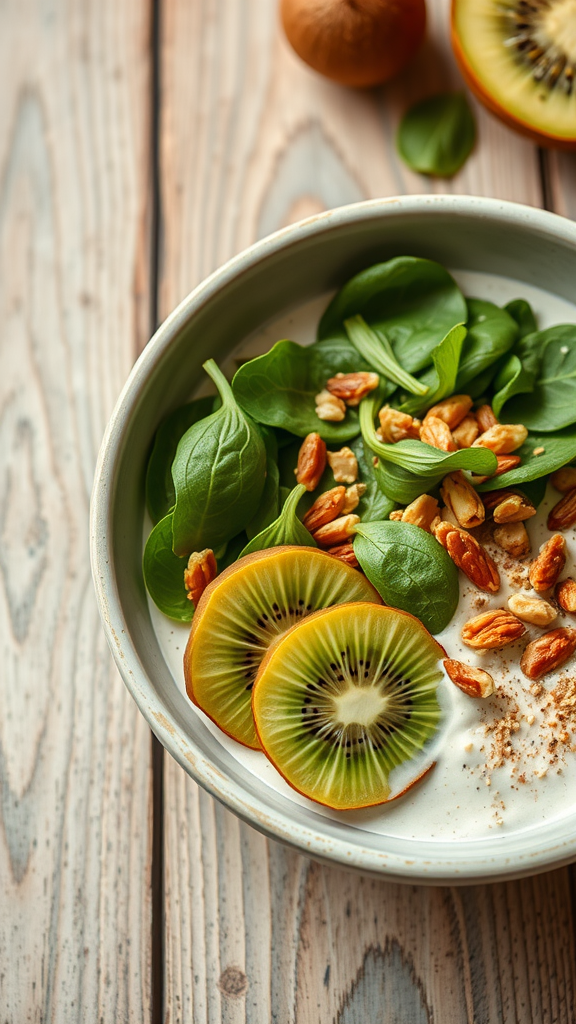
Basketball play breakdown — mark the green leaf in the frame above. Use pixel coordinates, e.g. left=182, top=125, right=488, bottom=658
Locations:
left=396, top=93, right=476, bottom=178
left=344, top=315, right=428, bottom=395
left=354, top=522, right=459, bottom=634
left=455, top=299, right=519, bottom=391
left=492, top=353, right=536, bottom=419
left=240, top=484, right=316, bottom=557
left=370, top=458, right=439, bottom=506
left=476, top=429, right=576, bottom=491
left=350, top=436, right=398, bottom=522
left=400, top=323, right=467, bottom=416
left=245, top=428, right=280, bottom=539
left=217, top=532, right=249, bottom=571
left=504, top=298, right=538, bottom=339
left=317, top=256, right=467, bottom=373
left=146, top=396, right=215, bottom=524
left=232, top=338, right=367, bottom=441
left=502, top=326, right=576, bottom=431
left=143, top=512, right=194, bottom=622
left=172, top=360, right=266, bottom=556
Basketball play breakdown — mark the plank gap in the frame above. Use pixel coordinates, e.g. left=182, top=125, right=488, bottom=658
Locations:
left=537, top=148, right=554, bottom=212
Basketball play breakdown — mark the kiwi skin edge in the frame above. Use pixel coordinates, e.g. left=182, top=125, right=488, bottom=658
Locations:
left=450, top=0, right=576, bottom=151
left=252, top=601, right=445, bottom=811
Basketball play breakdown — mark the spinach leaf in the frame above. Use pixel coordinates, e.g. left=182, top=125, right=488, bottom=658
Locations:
left=354, top=521, right=459, bottom=634
left=476, top=429, right=576, bottom=491
left=344, top=315, right=428, bottom=396
left=246, top=428, right=280, bottom=539
left=455, top=299, right=519, bottom=391
left=350, top=436, right=397, bottom=522
left=143, top=512, right=194, bottom=622
left=317, top=256, right=467, bottom=373
left=505, top=299, right=538, bottom=339
left=396, top=93, right=476, bottom=178
left=502, top=326, right=576, bottom=431
left=146, top=396, right=215, bottom=524
left=232, top=339, right=366, bottom=441
left=492, top=353, right=536, bottom=419
left=518, top=476, right=548, bottom=508
left=217, top=532, right=249, bottom=571
left=240, top=484, right=316, bottom=556
left=370, top=457, right=439, bottom=505
left=172, top=360, right=266, bottom=556
left=400, top=323, right=467, bottom=416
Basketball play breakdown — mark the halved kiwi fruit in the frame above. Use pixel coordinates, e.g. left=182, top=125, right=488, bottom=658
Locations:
left=452, top=0, right=576, bottom=149
left=252, top=603, right=444, bottom=810
left=184, top=546, right=381, bottom=749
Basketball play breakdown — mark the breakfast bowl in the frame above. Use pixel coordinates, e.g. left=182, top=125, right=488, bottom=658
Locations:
left=91, top=195, right=576, bottom=884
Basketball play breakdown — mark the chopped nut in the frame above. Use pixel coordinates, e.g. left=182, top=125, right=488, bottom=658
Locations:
left=508, top=593, right=557, bottom=627
left=420, top=416, right=457, bottom=452
left=493, top=521, right=531, bottom=557
left=529, top=534, right=566, bottom=592
left=440, top=471, right=485, bottom=529
left=492, top=493, right=536, bottom=523
left=429, top=514, right=442, bottom=534
left=550, top=466, right=576, bottom=493
left=482, top=490, right=516, bottom=511
left=424, top=394, right=473, bottom=429
left=452, top=413, right=479, bottom=448
left=440, top=505, right=460, bottom=528
left=471, top=455, right=522, bottom=485
left=313, top=513, right=360, bottom=547
left=461, top=609, right=526, bottom=649
left=377, top=405, right=421, bottom=443
left=401, top=494, right=440, bottom=532
left=476, top=404, right=498, bottom=432
left=388, top=509, right=404, bottom=521
left=443, top=658, right=495, bottom=698
left=473, top=423, right=528, bottom=455
left=326, top=541, right=359, bottom=567
left=326, top=371, right=380, bottom=406
left=547, top=487, right=576, bottom=531
left=520, top=627, right=576, bottom=680
left=341, top=482, right=366, bottom=515
left=327, top=447, right=358, bottom=484
left=302, top=486, right=346, bottom=531
left=184, top=549, right=217, bottom=606
left=295, top=433, right=327, bottom=491
left=532, top=446, right=545, bottom=456
left=556, top=578, right=576, bottom=614
left=315, top=389, right=346, bottom=422
left=432, top=520, right=500, bottom=592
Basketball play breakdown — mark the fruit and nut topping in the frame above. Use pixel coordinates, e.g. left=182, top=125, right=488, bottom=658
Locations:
left=314, top=389, right=346, bottom=422
left=547, top=488, right=576, bottom=531
left=184, top=549, right=218, bottom=605
left=520, top=628, right=576, bottom=682
left=507, top=594, right=557, bottom=628
left=556, top=578, right=576, bottom=614
left=443, top=659, right=495, bottom=699
left=326, top=371, right=379, bottom=406
left=461, top=609, right=526, bottom=650
left=295, top=432, right=327, bottom=491
left=326, top=446, right=358, bottom=483
left=529, top=534, right=566, bottom=592
left=433, top=520, right=500, bottom=593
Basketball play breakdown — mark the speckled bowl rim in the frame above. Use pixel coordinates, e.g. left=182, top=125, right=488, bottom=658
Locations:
left=91, top=195, right=576, bottom=884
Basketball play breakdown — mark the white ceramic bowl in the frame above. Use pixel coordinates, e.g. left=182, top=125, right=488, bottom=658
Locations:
left=91, top=195, right=576, bottom=884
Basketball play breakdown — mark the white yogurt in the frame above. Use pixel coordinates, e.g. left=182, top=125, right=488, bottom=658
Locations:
left=148, top=270, right=576, bottom=842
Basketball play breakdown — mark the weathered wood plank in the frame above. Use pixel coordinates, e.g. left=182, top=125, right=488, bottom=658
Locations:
left=0, top=1, right=153, bottom=1019
left=160, top=1, right=575, bottom=1022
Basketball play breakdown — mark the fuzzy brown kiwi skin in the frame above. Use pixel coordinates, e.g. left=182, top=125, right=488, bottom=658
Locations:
left=451, top=1, right=576, bottom=151
left=252, top=602, right=445, bottom=810
left=183, top=547, right=382, bottom=750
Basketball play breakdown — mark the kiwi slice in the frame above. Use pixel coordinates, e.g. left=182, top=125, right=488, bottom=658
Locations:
left=452, top=0, right=576, bottom=148
left=184, top=546, right=381, bottom=749
left=252, top=602, right=444, bottom=809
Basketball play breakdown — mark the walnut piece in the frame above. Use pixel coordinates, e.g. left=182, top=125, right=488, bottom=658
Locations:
left=550, top=467, right=576, bottom=494
left=440, top=471, right=485, bottom=529
left=313, top=514, right=360, bottom=547
left=443, top=658, right=495, bottom=698
left=302, top=486, right=346, bottom=531
left=493, top=521, right=531, bottom=557
left=492, top=493, right=536, bottom=523
left=184, top=549, right=217, bottom=606
left=388, top=509, right=404, bottom=521
left=326, top=541, right=359, bottom=567
left=327, top=446, right=358, bottom=484
left=529, top=534, right=566, bottom=592
left=473, top=423, right=528, bottom=454
left=461, top=609, right=526, bottom=649
left=508, top=593, right=557, bottom=627
left=377, top=404, right=421, bottom=443
left=547, top=487, right=576, bottom=531
left=452, top=413, right=479, bottom=448
left=423, top=394, right=473, bottom=429
left=556, top=578, right=576, bottom=614
left=400, top=493, right=439, bottom=532
left=295, top=433, right=327, bottom=491
left=314, top=389, right=346, bottom=422
left=341, top=482, right=366, bottom=514
left=520, top=627, right=576, bottom=680
left=432, top=520, right=500, bottom=593
left=420, top=416, right=457, bottom=452
left=326, top=371, right=380, bottom=406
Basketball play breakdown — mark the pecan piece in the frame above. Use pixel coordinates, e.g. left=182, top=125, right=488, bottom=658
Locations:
left=295, top=433, right=327, bottom=491
left=388, top=509, right=404, bottom=521
left=302, top=486, right=346, bottom=531
left=493, top=522, right=531, bottom=557
left=520, top=627, right=576, bottom=680
left=492, top=493, right=536, bottom=523
left=461, top=609, right=526, bottom=649
left=420, top=416, right=457, bottom=452
left=424, top=394, right=473, bottom=429
left=472, top=455, right=522, bottom=485
left=443, top=658, right=495, bottom=698
left=327, top=447, right=358, bottom=484
left=473, top=423, right=528, bottom=455
left=547, top=488, right=576, bottom=531
left=315, top=389, right=346, bottom=422
left=401, top=493, right=439, bottom=532
left=440, top=471, right=485, bottom=529
left=341, top=482, right=366, bottom=514
left=508, top=593, right=557, bottom=627
left=184, top=549, right=217, bottom=606
left=452, top=413, right=479, bottom=449
left=550, top=466, right=576, bottom=494
left=313, top=513, right=360, bottom=547
left=529, top=534, right=566, bottom=592
left=377, top=404, right=421, bottom=443
left=326, top=541, right=359, bottom=567
left=476, top=404, right=498, bottom=433
left=556, top=578, right=576, bottom=614
left=432, top=520, right=500, bottom=592
left=326, top=371, right=380, bottom=406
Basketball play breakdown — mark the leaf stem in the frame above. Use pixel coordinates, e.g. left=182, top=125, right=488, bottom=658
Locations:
left=344, top=315, right=429, bottom=396
left=203, top=358, right=235, bottom=407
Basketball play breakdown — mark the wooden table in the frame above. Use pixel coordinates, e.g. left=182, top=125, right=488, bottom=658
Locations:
left=1, top=0, right=576, bottom=1020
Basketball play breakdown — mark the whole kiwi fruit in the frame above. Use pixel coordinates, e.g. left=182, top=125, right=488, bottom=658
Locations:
left=280, top=0, right=427, bottom=88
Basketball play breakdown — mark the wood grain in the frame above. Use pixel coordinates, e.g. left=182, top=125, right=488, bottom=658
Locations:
left=159, top=0, right=576, bottom=1022
left=0, top=0, right=153, bottom=1019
